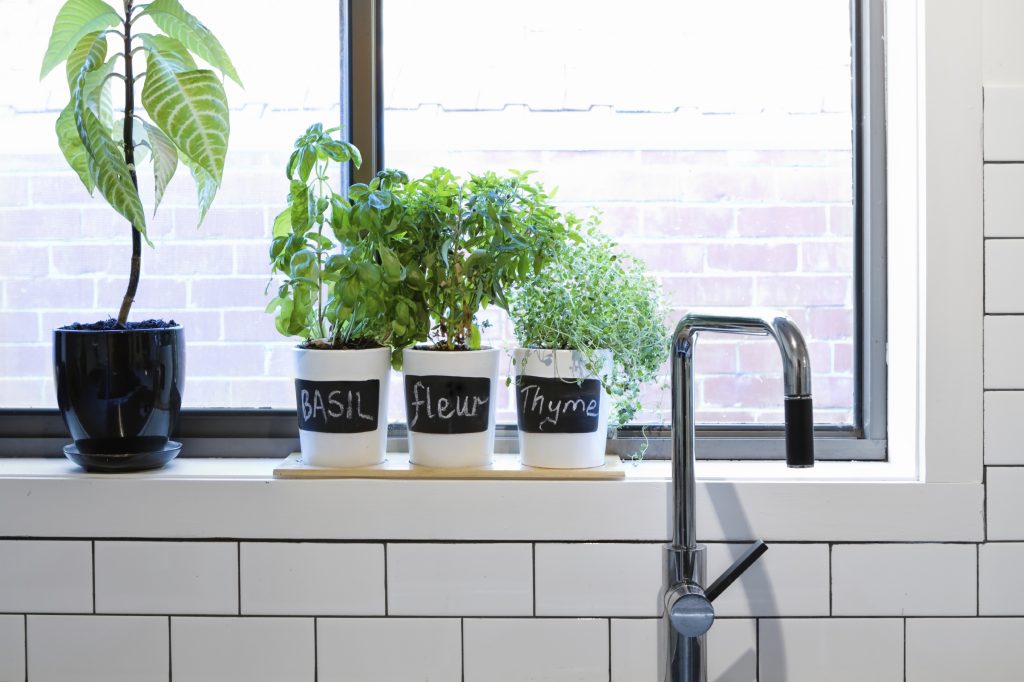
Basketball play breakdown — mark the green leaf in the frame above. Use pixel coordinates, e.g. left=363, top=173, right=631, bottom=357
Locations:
left=272, top=208, right=292, bottom=238
left=179, top=148, right=218, bottom=227
left=142, top=0, right=242, bottom=86
left=143, top=121, right=178, bottom=213
left=55, top=103, right=94, bottom=194
left=82, top=56, right=118, bottom=128
left=40, top=0, right=119, bottom=79
left=76, top=105, right=147, bottom=237
left=289, top=181, right=310, bottom=230
left=142, top=48, right=229, bottom=184
left=65, top=31, right=107, bottom=89
left=469, top=323, right=482, bottom=350
left=139, top=34, right=198, bottom=71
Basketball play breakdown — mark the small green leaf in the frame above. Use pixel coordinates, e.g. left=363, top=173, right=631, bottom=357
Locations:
left=143, top=121, right=178, bottom=213
left=272, top=208, right=292, bottom=238
left=179, top=149, right=218, bottom=227
left=469, top=323, right=482, bottom=350
left=40, top=0, right=119, bottom=79
left=142, top=0, right=242, bottom=86
left=289, top=181, right=310, bottom=230
left=55, top=103, right=94, bottom=194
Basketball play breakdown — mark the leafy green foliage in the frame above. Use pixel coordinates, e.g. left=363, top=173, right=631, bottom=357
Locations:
left=43, top=0, right=236, bottom=240
left=508, top=218, right=669, bottom=425
left=267, top=125, right=429, bottom=367
left=398, top=168, right=568, bottom=350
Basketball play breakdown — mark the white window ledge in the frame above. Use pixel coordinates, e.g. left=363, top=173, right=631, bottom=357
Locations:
left=0, top=457, right=983, bottom=542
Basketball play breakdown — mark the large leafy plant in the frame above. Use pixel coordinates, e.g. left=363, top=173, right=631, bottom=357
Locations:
left=400, top=168, right=568, bottom=350
left=41, top=0, right=238, bottom=324
left=508, top=219, right=669, bottom=425
left=267, top=124, right=429, bottom=366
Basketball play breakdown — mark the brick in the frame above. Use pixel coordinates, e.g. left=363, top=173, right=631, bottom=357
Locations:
left=694, top=409, right=757, bottom=423
left=135, top=309, right=221, bottom=342
left=227, top=379, right=294, bottom=409
left=809, top=307, right=853, bottom=340
left=29, top=174, right=94, bottom=205
left=702, top=374, right=783, bottom=408
left=829, top=204, right=854, bottom=236
left=99, top=277, right=187, bottom=309
left=639, top=150, right=731, bottom=166
left=0, top=344, right=51, bottom=376
left=690, top=341, right=738, bottom=374
left=5, top=277, right=95, bottom=310
left=234, top=242, right=274, bottom=275
left=681, top=168, right=775, bottom=203
left=188, top=344, right=266, bottom=377
left=737, top=206, right=827, bottom=237
left=0, top=245, right=47, bottom=276
left=0, top=207, right=79, bottom=240
left=834, top=342, right=853, bottom=373
left=146, top=242, right=235, bottom=276
left=51, top=244, right=119, bottom=275
left=173, top=206, right=267, bottom=239
left=190, top=277, right=268, bottom=308
left=641, top=205, right=733, bottom=238
left=707, top=243, right=798, bottom=273
left=802, top=241, right=853, bottom=273
left=0, top=379, right=45, bottom=407
left=774, top=167, right=853, bottom=203
left=0, top=175, right=29, bottom=206
left=621, top=242, right=703, bottom=273
left=755, top=276, right=849, bottom=307
left=738, top=339, right=832, bottom=376
left=0, top=311, right=40, bottom=342
left=180, top=378, right=233, bottom=407
left=80, top=207, right=138, bottom=240
left=661, top=276, right=755, bottom=306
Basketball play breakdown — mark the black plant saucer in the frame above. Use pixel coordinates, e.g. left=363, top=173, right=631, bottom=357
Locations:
left=62, top=441, right=182, bottom=473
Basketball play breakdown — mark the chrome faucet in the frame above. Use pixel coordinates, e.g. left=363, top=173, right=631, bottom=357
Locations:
left=661, top=310, right=815, bottom=682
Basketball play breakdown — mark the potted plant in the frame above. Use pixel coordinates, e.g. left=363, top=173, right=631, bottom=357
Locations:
left=41, top=0, right=239, bottom=471
left=508, top=219, right=669, bottom=468
left=267, top=124, right=429, bottom=467
left=399, top=168, right=567, bottom=467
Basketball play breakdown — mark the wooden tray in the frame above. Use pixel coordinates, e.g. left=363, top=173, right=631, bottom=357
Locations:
left=273, top=452, right=625, bottom=480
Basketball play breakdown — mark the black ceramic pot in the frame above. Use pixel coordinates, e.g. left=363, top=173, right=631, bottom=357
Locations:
left=53, top=326, right=185, bottom=471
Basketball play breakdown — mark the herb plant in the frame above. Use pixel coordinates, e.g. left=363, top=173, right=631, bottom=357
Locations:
left=508, top=219, right=669, bottom=425
left=399, top=168, right=568, bottom=350
left=42, top=0, right=239, bottom=324
left=267, top=124, right=429, bottom=365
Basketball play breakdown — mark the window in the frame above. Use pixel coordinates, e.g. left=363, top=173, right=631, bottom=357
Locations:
left=0, top=0, right=885, bottom=459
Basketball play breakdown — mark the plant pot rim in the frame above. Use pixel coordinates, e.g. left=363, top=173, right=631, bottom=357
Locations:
left=293, top=343, right=389, bottom=354
left=406, top=345, right=500, bottom=353
left=514, top=346, right=612, bottom=354
left=53, top=325, right=184, bottom=334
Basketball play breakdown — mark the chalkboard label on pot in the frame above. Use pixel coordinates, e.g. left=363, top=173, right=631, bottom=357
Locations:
left=295, top=379, right=380, bottom=434
left=516, top=376, right=602, bottom=433
left=404, top=374, right=491, bottom=434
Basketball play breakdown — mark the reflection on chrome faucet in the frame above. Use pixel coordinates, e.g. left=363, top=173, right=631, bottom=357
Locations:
left=661, top=310, right=815, bottom=682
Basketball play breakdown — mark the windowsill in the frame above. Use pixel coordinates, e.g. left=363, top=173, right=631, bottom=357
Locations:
left=0, top=455, right=983, bottom=543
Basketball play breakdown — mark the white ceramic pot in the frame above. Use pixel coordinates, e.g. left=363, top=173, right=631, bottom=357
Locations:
left=513, top=348, right=612, bottom=469
left=402, top=347, right=500, bottom=468
left=293, top=345, right=391, bottom=467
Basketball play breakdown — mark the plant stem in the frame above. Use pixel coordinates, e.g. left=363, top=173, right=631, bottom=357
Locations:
left=116, top=1, right=141, bottom=325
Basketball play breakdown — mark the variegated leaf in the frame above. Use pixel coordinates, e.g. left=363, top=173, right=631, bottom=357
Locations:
left=139, top=33, right=197, bottom=71
left=65, top=30, right=108, bottom=89
left=41, top=0, right=119, bottom=79
left=141, top=0, right=242, bottom=86
left=141, top=48, right=229, bottom=184
left=142, top=121, right=178, bottom=212
left=179, top=149, right=218, bottom=227
left=78, top=105, right=147, bottom=235
left=55, top=102, right=95, bottom=194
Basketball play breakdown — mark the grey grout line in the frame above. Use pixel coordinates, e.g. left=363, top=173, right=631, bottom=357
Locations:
left=236, top=542, right=241, bottom=616
left=755, top=617, right=760, bottom=682
left=91, top=541, right=96, bottom=614
left=383, top=544, right=389, bottom=617
left=977, top=543, right=981, bottom=617
left=828, top=543, right=833, bottom=617
left=531, top=543, right=537, bottom=617
left=607, top=618, right=612, bottom=682
left=460, top=618, right=465, bottom=682
left=167, top=616, right=172, bottom=682
left=23, top=614, right=27, bottom=682
left=313, top=618, right=318, bottom=682
left=902, top=617, right=907, bottom=682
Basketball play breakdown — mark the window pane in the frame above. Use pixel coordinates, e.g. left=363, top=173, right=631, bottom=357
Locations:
left=0, top=0, right=339, bottom=409
left=382, top=0, right=855, bottom=426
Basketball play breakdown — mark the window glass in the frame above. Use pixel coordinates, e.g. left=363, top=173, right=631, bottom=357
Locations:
left=0, top=0, right=339, bottom=409
left=382, top=0, right=855, bottom=426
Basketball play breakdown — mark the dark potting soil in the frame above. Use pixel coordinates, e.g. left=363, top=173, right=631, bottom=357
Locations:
left=300, top=337, right=384, bottom=351
left=60, top=318, right=179, bottom=331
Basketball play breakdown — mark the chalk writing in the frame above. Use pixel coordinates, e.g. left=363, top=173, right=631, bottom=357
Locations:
left=516, top=376, right=602, bottom=433
left=404, top=374, right=491, bottom=434
left=295, top=379, right=379, bottom=433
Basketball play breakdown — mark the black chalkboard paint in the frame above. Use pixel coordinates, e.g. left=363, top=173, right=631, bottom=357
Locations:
left=295, top=379, right=380, bottom=433
left=404, top=374, right=491, bottom=434
left=515, top=376, right=602, bottom=433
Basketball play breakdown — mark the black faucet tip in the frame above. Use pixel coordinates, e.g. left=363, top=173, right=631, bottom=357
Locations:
left=783, top=396, right=815, bottom=468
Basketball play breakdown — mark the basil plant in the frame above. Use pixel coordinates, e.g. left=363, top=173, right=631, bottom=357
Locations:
left=267, top=124, right=430, bottom=367
left=41, top=0, right=239, bottom=323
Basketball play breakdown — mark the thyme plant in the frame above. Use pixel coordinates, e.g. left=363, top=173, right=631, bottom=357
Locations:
left=42, top=0, right=239, bottom=324
left=399, top=168, right=568, bottom=350
left=508, top=219, right=669, bottom=425
left=267, top=124, right=429, bottom=365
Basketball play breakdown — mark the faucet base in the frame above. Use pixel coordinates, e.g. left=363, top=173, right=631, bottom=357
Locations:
left=661, top=544, right=709, bottom=682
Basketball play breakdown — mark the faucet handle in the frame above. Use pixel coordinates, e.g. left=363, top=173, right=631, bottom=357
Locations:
left=705, top=540, right=768, bottom=602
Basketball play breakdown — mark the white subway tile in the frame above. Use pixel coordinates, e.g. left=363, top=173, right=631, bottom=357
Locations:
left=986, top=241, right=1024, bottom=312
left=95, top=541, right=237, bottom=614
left=907, top=618, right=1024, bottom=681
left=171, top=617, right=313, bottom=682
left=317, top=617, right=461, bottom=681
left=832, top=543, right=976, bottom=615
left=464, top=618, right=608, bottom=682
left=27, top=615, right=167, bottom=682
left=985, top=87, right=1024, bottom=161
left=388, top=543, right=532, bottom=616
left=0, top=615, right=24, bottom=682
left=985, top=392, right=1024, bottom=464
left=985, top=164, right=1024, bottom=237
left=759, top=618, right=903, bottom=682
left=0, top=541, right=92, bottom=613
left=987, top=467, right=1024, bottom=539
left=611, top=618, right=756, bottom=682
left=985, top=316, right=1024, bottom=388
left=241, top=542, right=384, bottom=615
left=708, top=543, right=829, bottom=617
left=536, top=543, right=662, bottom=616
left=980, top=543, right=1024, bottom=614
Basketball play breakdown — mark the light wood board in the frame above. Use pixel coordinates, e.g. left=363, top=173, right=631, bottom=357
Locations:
left=273, top=452, right=625, bottom=480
